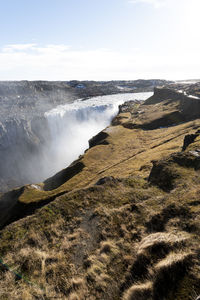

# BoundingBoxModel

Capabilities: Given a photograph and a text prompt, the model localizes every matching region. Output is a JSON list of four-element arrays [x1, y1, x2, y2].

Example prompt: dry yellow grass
[[0, 89, 200, 299], [123, 282, 153, 300]]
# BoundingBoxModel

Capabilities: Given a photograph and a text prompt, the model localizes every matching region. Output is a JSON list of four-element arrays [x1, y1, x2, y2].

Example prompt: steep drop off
[[0, 84, 200, 300], [0, 80, 168, 192]]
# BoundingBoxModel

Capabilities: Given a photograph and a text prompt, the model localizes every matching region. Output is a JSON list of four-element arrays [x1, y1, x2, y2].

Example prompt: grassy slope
[[0, 89, 200, 299]]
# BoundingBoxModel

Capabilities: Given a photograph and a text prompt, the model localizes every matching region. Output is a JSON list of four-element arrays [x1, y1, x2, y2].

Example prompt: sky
[[0, 0, 199, 81]]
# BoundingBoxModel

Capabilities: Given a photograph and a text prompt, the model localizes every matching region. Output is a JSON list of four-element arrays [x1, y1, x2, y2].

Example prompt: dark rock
[[182, 134, 199, 151], [43, 159, 85, 191], [0, 186, 67, 229], [144, 87, 184, 105], [118, 100, 140, 113], [89, 131, 109, 148], [148, 159, 180, 191], [145, 86, 200, 121], [95, 176, 116, 185], [172, 152, 200, 169], [149, 151, 200, 191]]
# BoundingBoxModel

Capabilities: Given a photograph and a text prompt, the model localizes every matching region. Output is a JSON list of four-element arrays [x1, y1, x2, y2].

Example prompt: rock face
[[111, 85, 200, 131], [0, 82, 200, 300], [145, 87, 186, 104], [146, 86, 200, 120], [0, 81, 76, 192], [0, 80, 170, 193], [88, 131, 109, 148], [43, 159, 85, 191], [0, 80, 170, 121], [182, 132, 199, 150], [0, 116, 51, 192], [148, 151, 200, 191]]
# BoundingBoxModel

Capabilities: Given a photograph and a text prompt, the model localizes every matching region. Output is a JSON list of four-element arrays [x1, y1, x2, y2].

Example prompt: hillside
[[0, 84, 200, 300]]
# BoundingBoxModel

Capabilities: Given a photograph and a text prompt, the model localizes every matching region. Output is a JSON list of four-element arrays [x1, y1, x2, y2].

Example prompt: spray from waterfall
[[44, 92, 153, 176]]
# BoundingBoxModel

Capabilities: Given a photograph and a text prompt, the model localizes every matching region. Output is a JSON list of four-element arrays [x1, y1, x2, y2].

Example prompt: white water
[[44, 92, 153, 176]]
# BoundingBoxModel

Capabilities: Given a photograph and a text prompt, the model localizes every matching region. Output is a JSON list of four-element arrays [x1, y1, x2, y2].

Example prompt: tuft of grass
[[68, 292, 80, 300], [153, 252, 194, 299], [123, 281, 153, 300]]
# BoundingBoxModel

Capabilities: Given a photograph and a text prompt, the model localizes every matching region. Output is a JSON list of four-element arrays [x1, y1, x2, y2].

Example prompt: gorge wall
[[0, 79, 163, 192]]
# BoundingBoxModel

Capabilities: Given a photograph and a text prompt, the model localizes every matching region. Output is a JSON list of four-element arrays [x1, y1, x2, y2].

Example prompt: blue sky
[[0, 0, 199, 80]]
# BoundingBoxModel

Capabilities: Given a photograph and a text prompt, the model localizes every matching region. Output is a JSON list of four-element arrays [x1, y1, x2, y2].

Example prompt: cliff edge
[[0, 84, 200, 300]]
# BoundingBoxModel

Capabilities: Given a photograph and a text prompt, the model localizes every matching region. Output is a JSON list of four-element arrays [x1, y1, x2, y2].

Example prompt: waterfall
[[44, 92, 153, 176]]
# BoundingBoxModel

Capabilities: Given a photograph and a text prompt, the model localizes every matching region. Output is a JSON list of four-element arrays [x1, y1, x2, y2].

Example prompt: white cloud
[[128, 0, 168, 8], [0, 43, 199, 81], [2, 44, 36, 53], [129, 0, 200, 9], [0, 44, 139, 80]]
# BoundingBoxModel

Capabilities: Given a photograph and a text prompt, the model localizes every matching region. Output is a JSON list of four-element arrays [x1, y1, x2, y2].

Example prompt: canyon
[[0, 79, 167, 192], [0, 81, 200, 300]]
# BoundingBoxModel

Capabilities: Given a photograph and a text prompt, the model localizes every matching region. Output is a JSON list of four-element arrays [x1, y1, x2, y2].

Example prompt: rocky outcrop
[[145, 87, 186, 105], [113, 85, 200, 131], [149, 150, 200, 191], [89, 131, 109, 148], [0, 116, 51, 192], [145, 86, 200, 121], [148, 157, 180, 191], [182, 132, 199, 151], [43, 159, 85, 191]]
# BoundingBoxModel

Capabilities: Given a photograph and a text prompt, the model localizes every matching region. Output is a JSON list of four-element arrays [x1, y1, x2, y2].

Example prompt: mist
[[43, 92, 153, 177], [0, 92, 153, 193]]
